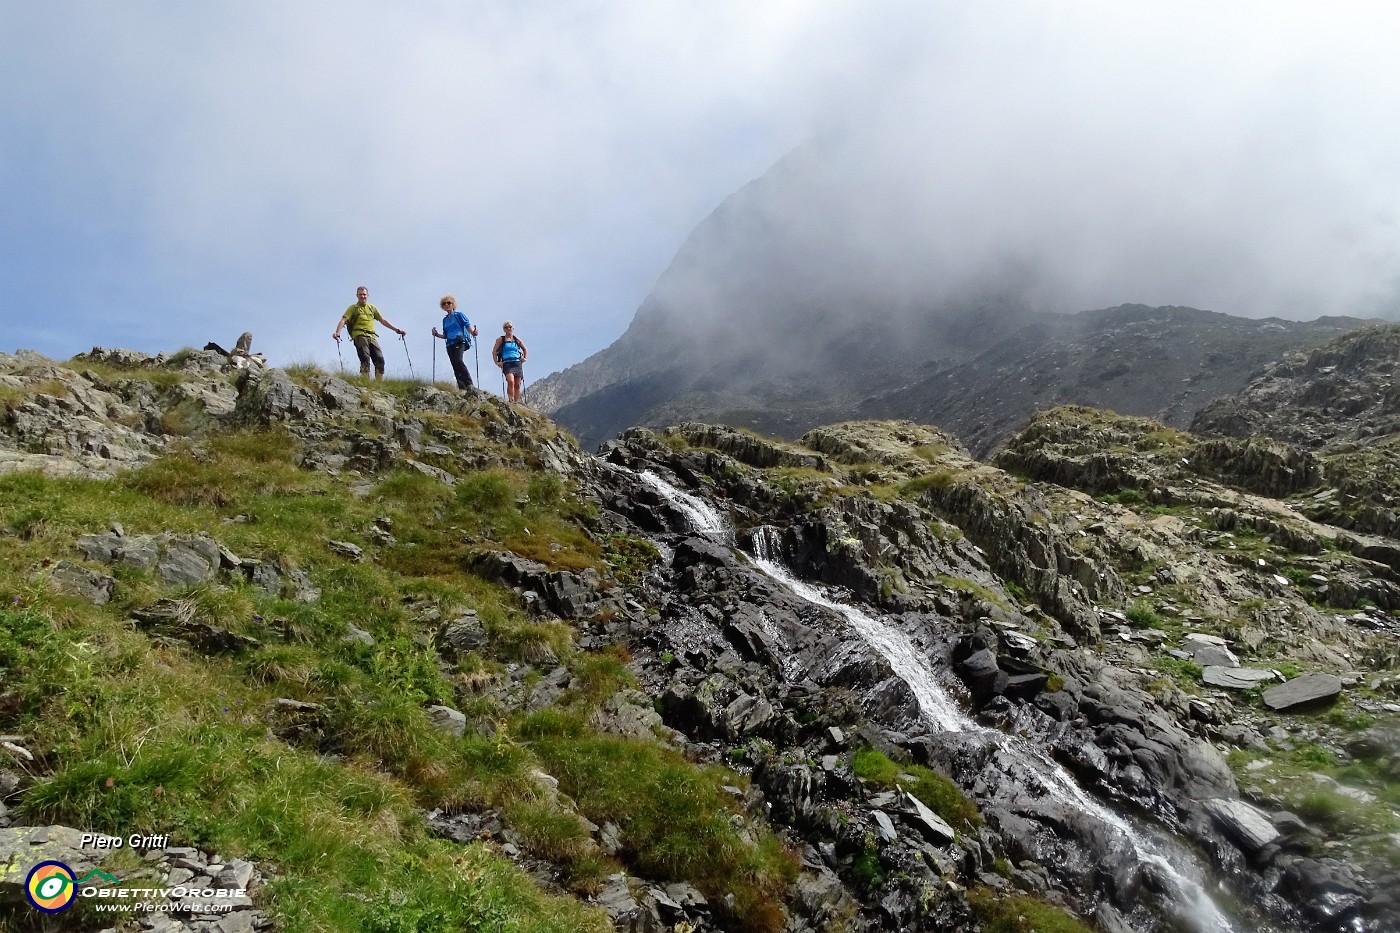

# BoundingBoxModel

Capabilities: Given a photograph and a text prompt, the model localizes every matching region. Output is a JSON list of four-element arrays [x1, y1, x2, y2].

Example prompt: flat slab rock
[[1202, 666, 1277, 689], [1205, 798, 1280, 853], [1262, 673, 1343, 712]]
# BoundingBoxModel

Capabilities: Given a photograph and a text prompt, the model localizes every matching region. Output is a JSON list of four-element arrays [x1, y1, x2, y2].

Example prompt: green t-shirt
[[342, 303, 383, 339]]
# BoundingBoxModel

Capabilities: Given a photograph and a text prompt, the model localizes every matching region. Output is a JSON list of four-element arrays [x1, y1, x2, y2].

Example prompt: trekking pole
[[334, 336, 344, 374], [474, 341, 480, 388], [399, 333, 415, 380], [432, 338, 436, 384]]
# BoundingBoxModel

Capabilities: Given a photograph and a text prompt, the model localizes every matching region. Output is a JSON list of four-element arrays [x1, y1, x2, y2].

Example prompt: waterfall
[[640, 469, 1250, 933]]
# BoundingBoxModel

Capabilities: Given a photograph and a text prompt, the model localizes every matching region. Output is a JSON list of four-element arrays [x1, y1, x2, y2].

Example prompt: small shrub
[[1325, 708, 1376, 732], [529, 735, 797, 933], [1282, 566, 1315, 586], [159, 399, 216, 437], [1125, 601, 1164, 629], [526, 472, 565, 508], [456, 470, 516, 514], [850, 848, 884, 891], [1153, 657, 1203, 683], [852, 747, 980, 829], [571, 646, 637, 708], [320, 693, 453, 779], [505, 798, 593, 861], [374, 469, 454, 510], [24, 741, 201, 830], [968, 887, 1096, 933], [1294, 786, 1372, 834], [603, 534, 661, 586], [912, 443, 953, 462], [899, 470, 955, 498]]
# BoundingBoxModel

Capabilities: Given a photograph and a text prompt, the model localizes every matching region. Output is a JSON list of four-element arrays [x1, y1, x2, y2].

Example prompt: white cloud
[[4, 1, 1400, 379]]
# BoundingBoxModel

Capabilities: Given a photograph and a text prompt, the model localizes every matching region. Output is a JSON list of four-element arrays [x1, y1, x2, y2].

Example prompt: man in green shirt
[[333, 286, 407, 379]]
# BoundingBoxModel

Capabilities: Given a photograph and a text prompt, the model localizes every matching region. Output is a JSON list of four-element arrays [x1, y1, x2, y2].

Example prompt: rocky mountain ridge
[[0, 344, 1397, 932], [535, 300, 1373, 457]]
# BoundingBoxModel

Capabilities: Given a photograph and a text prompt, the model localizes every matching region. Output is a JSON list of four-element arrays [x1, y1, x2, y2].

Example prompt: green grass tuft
[[851, 747, 981, 830]]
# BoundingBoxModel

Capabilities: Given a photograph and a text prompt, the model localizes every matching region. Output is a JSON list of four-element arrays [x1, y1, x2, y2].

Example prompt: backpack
[[442, 311, 472, 348]]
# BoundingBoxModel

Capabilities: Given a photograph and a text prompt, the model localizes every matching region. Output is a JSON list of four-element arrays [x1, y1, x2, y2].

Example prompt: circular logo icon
[[25, 860, 76, 913]]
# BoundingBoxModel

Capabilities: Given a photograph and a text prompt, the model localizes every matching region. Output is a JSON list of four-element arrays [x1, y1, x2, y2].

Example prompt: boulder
[[438, 612, 487, 657], [157, 535, 222, 585], [872, 810, 898, 842], [902, 789, 957, 844], [1262, 674, 1343, 712], [426, 705, 467, 737], [0, 826, 103, 906], [596, 874, 659, 933], [1204, 798, 1280, 853], [1191, 644, 1239, 668], [327, 540, 365, 562], [47, 560, 115, 604], [1202, 667, 1277, 690]]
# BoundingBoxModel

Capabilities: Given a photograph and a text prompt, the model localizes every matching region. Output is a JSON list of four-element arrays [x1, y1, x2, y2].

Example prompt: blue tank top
[[499, 336, 522, 362]]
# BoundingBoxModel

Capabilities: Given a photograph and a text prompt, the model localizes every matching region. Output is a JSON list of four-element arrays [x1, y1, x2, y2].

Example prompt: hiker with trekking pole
[[430, 294, 479, 393], [332, 286, 406, 380], [492, 320, 528, 403]]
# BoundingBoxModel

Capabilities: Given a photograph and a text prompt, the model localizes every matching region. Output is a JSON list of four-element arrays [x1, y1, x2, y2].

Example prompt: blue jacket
[[441, 310, 473, 346]]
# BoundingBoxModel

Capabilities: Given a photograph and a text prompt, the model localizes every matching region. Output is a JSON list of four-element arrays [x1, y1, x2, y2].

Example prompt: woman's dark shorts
[[502, 361, 524, 378]]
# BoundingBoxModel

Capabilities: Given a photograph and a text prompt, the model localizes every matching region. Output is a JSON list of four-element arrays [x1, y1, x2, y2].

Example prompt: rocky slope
[[0, 347, 1397, 933], [1193, 323, 1400, 542]]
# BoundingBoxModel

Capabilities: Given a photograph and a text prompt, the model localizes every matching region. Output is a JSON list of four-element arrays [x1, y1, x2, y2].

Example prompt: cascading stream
[[638, 470, 1249, 933]]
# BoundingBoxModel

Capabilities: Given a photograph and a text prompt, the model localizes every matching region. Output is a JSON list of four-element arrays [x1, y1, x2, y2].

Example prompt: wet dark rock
[[469, 550, 599, 619], [673, 535, 735, 569]]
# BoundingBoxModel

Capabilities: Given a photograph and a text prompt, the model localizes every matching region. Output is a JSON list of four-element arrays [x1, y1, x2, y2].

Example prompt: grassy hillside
[[0, 363, 793, 932]]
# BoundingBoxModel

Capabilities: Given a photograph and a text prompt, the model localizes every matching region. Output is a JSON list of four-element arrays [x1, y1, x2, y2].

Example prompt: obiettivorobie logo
[[22, 857, 248, 916], [24, 861, 118, 913]]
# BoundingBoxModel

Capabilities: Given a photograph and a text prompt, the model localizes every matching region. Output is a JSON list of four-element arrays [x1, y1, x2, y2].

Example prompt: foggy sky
[[3, 2, 1398, 385]]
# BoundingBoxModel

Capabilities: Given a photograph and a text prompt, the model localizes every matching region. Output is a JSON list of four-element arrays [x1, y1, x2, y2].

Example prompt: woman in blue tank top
[[492, 320, 528, 403]]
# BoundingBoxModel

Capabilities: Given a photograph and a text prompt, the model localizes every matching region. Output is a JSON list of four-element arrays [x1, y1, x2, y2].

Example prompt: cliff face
[[1, 347, 1398, 933]]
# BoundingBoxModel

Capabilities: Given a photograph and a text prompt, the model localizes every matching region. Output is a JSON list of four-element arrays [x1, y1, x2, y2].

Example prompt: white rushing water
[[640, 469, 1243, 933]]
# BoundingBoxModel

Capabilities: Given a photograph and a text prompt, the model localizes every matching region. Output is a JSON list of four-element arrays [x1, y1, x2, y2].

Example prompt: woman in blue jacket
[[431, 295, 479, 391]]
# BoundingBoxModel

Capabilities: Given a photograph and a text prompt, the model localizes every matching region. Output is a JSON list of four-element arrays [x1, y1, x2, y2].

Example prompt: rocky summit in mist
[[1, 324, 1399, 933], [531, 141, 1378, 455]]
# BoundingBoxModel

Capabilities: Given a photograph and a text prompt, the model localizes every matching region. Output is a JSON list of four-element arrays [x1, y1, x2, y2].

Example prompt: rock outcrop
[[2, 346, 1398, 933]]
